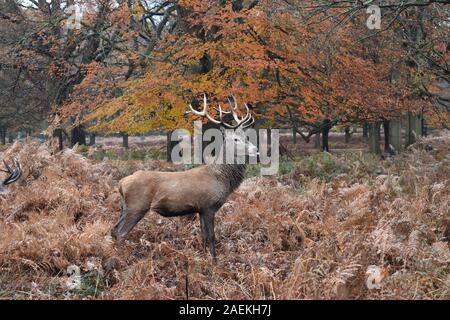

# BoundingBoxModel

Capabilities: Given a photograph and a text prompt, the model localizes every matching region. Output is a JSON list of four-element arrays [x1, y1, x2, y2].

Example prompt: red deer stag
[[111, 95, 257, 259]]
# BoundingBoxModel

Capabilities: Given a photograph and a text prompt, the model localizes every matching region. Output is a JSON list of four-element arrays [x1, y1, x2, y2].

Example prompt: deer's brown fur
[[111, 164, 246, 258]]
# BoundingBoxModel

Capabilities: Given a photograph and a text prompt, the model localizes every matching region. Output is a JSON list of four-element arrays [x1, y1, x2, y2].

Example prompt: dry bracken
[[0, 132, 449, 299]]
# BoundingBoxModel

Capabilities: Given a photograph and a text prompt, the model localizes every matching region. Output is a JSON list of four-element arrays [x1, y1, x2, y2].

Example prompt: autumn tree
[[0, 0, 50, 143], [2, 0, 146, 149], [88, 1, 325, 136]]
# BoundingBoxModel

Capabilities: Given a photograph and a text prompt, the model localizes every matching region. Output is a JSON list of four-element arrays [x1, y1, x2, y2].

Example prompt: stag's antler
[[187, 94, 222, 125], [1, 158, 22, 185], [187, 94, 254, 129], [224, 96, 255, 129]]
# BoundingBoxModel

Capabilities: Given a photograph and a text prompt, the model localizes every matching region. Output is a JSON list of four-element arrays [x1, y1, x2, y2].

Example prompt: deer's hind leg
[[199, 213, 207, 251]]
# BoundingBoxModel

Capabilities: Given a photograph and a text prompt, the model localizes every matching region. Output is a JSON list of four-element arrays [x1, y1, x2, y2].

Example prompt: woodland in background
[[0, 0, 449, 153]]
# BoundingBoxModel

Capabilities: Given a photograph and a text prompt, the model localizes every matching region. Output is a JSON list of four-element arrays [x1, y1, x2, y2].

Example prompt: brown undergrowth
[[0, 132, 448, 299]]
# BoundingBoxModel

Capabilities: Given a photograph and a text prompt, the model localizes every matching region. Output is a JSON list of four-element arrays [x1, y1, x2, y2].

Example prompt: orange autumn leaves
[[87, 0, 316, 133], [69, 0, 440, 133]]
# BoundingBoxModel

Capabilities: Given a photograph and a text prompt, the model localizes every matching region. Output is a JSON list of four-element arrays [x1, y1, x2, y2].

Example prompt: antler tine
[[214, 105, 231, 122], [242, 103, 251, 121], [214, 105, 231, 115], [3, 159, 12, 173], [1, 159, 12, 173], [14, 158, 22, 172], [2, 158, 22, 185], [239, 103, 252, 127], [227, 97, 240, 124], [242, 114, 255, 129], [187, 93, 207, 116], [227, 96, 252, 126], [230, 96, 238, 110], [187, 94, 221, 124]]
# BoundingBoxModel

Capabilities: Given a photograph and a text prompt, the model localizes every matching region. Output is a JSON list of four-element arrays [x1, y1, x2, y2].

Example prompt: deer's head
[[188, 94, 258, 158]]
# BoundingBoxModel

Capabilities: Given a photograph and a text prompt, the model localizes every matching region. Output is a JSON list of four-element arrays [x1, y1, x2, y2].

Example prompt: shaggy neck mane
[[208, 164, 246, 192]]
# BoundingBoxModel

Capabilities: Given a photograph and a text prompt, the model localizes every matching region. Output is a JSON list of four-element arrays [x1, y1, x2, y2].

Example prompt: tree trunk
[[71, 126, 86, 147], [344, 126, 351, 143], [383, 120, 390, 152], [415, 113, 422, 137], [0, 128, 6, 145], [405, 113, 412, 147], [389, 119, 402, 153], [292, 127, 297, 144], [122, 133, 129, 149], [53, 129, 64, 151], [405, 112, 421, 147], [362, 122, 368, 138], [89, 133, 96, 146], [314, 133, 321, 148], [421, 115, 427, 137], [368, 122, 381, 155], [8, 133, 13, 144], [322, 119, 332, 152]]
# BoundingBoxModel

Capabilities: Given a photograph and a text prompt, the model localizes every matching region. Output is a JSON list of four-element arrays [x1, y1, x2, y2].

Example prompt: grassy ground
[[0, 131, 448, 299]]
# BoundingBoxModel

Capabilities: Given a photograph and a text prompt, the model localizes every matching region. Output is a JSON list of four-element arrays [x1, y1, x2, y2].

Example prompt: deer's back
[[119, 166, 229, 216]]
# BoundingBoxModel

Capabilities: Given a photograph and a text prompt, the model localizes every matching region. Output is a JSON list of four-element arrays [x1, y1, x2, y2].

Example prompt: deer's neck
[[208, 164, 247, 193]]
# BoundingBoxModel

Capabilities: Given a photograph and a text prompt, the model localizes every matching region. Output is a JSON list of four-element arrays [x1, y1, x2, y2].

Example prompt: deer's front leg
[[112, 202, 148, 242], [200, 209, 216, 260]]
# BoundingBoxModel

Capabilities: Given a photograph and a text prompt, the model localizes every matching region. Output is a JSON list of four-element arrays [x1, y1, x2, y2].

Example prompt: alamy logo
[[66, 265, 81, 290], [170, 121, 280, 176], [366, 5, 381, 30], [64, 2, 96, 31], [64, 5, 82, 30]]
